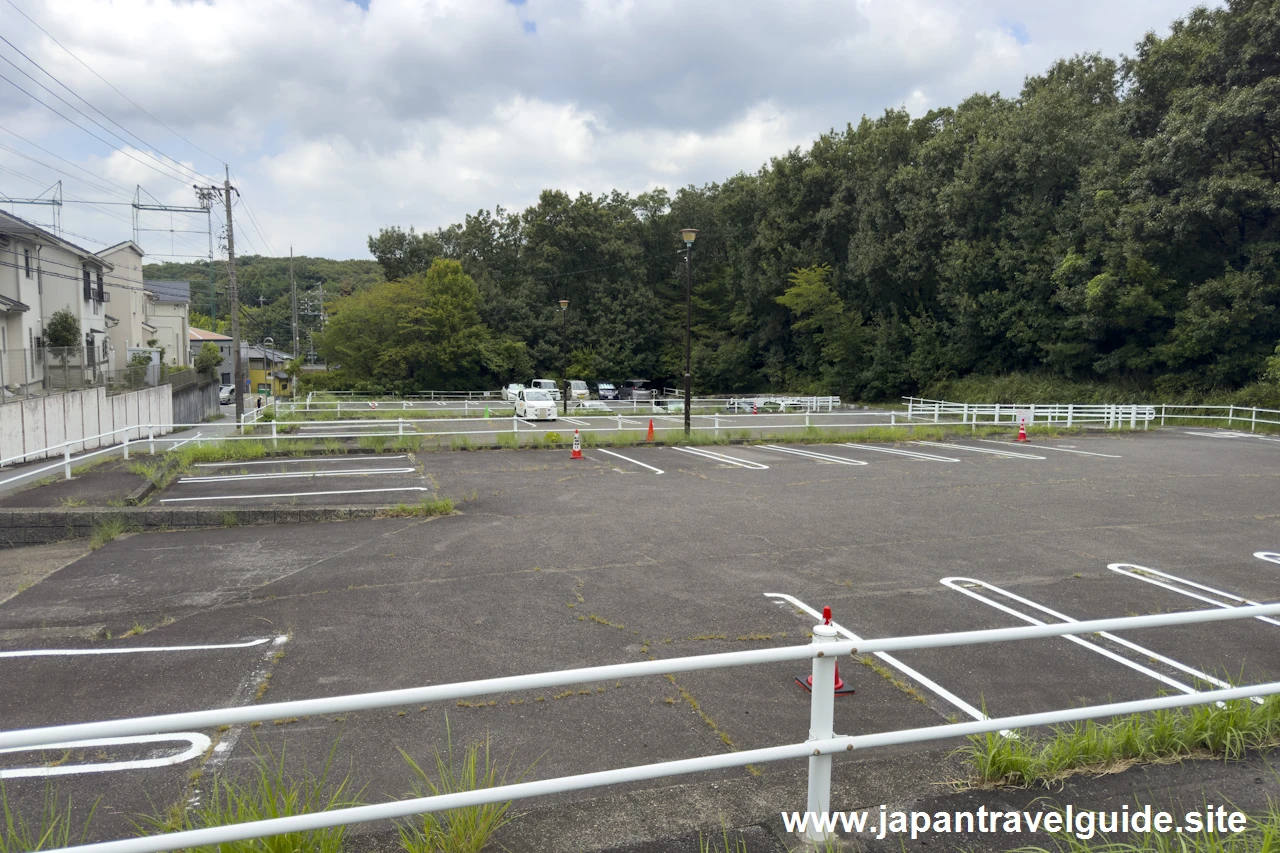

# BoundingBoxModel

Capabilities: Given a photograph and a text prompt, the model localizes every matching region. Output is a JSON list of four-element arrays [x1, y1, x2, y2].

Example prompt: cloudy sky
[[0, 0, 1211, 262]]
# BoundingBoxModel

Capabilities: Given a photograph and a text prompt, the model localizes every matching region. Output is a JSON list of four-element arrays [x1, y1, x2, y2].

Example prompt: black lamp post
[[559, 298, 569, 414], [679, 228, 699, 435]]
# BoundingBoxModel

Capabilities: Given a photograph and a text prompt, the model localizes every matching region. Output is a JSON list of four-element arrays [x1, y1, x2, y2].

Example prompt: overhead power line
[[4, 0, 224, 166]]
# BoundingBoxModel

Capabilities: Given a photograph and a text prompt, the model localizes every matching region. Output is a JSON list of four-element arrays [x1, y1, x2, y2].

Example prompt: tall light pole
[[558, 298, 569, 414], [680, 228, 699, 435], [264, 336, 274, 400]]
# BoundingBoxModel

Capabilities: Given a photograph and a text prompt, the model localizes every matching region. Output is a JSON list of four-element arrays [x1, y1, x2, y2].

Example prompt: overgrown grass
[[0, 781, 97, 852], [89, 516, 134, 550], [357, 434, 391, 452], [699, 827, 751, 853], [396, 718, 533, 853], [378, 498, 454, 519], [140, 739, 360, 853], [1013, 801, 1280, 853], [960, 694, 1280, 789]]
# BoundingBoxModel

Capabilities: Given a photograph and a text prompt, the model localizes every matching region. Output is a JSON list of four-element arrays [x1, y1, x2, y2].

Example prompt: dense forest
[[168, 1, 1280, 401]]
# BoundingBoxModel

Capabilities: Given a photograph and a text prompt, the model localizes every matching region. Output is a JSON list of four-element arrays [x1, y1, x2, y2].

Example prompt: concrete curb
[[0, 505, 385, 547]]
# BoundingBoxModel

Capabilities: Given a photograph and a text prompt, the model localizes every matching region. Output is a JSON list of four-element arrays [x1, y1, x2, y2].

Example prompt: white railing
[[7, 602, 1280, 852], [281, 396, 841, 414], [903, 397, 1280, 432]]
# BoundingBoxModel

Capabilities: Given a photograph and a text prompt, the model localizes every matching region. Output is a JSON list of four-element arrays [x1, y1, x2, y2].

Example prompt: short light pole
[[559, 298, 569, 415], [680, 228, 699, 435]]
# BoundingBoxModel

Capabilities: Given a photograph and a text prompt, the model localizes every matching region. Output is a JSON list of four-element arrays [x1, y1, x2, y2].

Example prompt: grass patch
[[1011, 802, 1279, 853], [393, 434, 423, 452], [357, 434, 391, 453], [396, 717, 534, 853], [140, 739, 359, 852], [494, 432, 519, 449], [699, 827, 751, 853], [69, 455, 111, 477], [221, 511, 238, 528], [0, 780, 98, 852], [89, 516, 134, 550], [56, 496, 88, 508], [377, 498, 455, 519], [960, 694, 1280, 789], [449, 434, 473, 451]]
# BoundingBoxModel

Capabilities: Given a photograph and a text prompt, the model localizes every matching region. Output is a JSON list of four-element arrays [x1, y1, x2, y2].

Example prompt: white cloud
[[0, 0, 1215, 259]]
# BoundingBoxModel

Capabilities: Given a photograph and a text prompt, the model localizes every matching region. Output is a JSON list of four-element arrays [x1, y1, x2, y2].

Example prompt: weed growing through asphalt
[[56, 496, 87, 508], [378, 498, 455, 519], [358, 434, 390, 453], [0, 780, 98, 852], [699, 826, 751, 853], [88, 516, 134, 550], [960, 694, 1280, 788], [221, 512, 238, 528], [396, 717, 535, 853], [140, 738, 360, 853]]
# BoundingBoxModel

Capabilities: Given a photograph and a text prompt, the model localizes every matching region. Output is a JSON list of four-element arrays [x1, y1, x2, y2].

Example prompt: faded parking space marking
[[0, 637, 278, 659], [1109, 563, 1280, 628], [0, 733, 211, 779], [596, 449, 664, 474], [839, 443, 958, 462], [976, 440, 1121, 458], [670, 446, 769, 469], [194, 455, 407, 468], [914, 441, 1045, 460], [758, 445, 867, 466], [177, 467, 417, 484], [160, 486, 431, 503]]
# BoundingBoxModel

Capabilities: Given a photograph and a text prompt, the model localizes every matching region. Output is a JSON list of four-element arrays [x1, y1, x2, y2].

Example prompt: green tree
[[44, 308, 81, 352], [194, 342, 223, 377]]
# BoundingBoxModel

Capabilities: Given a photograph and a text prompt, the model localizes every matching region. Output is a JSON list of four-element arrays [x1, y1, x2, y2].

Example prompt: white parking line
[[759, 445, 867, 466], [161, 486, 432, 503], [596, 448, 664, 474], [1109, 563, 1280, 627], [670, 446, 769, 469], [765, 593, 993, 724], [169, 431, 203, 450], [1256, 552, 1280, 566], [653, 416, 684, 423], [179, 467, 416, 484], [914, 441, 1045, 460], [976, 440, 1121, 458], [839, 443, 959, 462], [0, 637, 278, 659], [518, 419, 540, 427], [941, 577, 1247, 701], [560, 417, 590, 426], [0, 734, 212, 779], [195, 455, 407, 468]]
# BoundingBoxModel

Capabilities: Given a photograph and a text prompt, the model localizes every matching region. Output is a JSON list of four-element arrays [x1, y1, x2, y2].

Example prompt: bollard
[[804, 619, 839, 842], [63, 444, 72, 481], [148, 424, 155, 455], [123, 435, 130, 461]]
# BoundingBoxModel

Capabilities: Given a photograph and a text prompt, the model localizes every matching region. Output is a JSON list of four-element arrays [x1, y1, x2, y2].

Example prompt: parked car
[[595, 381, 618, 400], [529, 378, 562, 401], [576, 400, 610, 412], [617, 379, 652, 400], [218, 385, 234, 405], [501, 383, 525, 401], [567, 380, 590, 401], [515, 388, 559, 421]]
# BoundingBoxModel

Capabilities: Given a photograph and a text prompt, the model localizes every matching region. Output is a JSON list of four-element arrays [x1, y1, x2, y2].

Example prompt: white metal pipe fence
[[904, 397, 1280, 432], [7, 602, 1280, 852]]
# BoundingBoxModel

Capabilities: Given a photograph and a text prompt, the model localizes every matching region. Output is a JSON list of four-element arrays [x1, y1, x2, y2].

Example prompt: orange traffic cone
[[647, 419, 655, 442], [802, 660, 852, 693], [1016, 418, 1029, 442], [570, 429, 583, 459]]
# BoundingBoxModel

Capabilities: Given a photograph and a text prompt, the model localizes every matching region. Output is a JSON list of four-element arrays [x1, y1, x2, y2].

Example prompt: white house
[[0, 210, 112, 393], [96, 240, 149, 373], [142, 279, 191, 368], [190, 327, 233, 385]]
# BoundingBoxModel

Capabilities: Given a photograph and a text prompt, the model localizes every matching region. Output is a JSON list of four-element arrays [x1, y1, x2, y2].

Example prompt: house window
[[23, 248, 31, 278], [96, 271, 104, 303], [102, 339, 109, 360], [82, 267, 92, 301]]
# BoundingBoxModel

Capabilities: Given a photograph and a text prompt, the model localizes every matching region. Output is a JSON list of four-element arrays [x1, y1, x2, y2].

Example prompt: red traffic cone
[[804, 660, 850, 692], [795, 605, 856, 695], [752, 403, 758, 415], [1016, 418, 1029, 442], [369, 401, 378, 410], [570, 429, 583, 460], [647, 419, 655, 442]]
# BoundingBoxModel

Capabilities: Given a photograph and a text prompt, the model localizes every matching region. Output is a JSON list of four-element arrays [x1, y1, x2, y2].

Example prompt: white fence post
[[1161, 404, 1166, 426], [805, 411, 811, 429], [933, 402, 939, 424], [1066, 405, 1073, 428], [63, 444, 71, 481], [512, 415, 518, 437], [272, 421, 278, 450], [123, 434, 130, 461], [907, 398, 913, 419], [148, 425, 155, 455], [714, 413, 720, 437], [398, 418, 404, 437], [1130, 405, 1136, 429], [805, 619, 838, 842], [962, 403, 968, 425], [1252, 407, 1257, 433]]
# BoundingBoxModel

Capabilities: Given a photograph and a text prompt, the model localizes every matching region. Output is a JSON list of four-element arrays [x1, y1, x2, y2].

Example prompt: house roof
[[241, 343, 295, 361], [96, 240, 145, 258], [0, 210, 114, 270], [190, 327, 231, 342], [0, 294, 30, 313], [144, 279, 190, 303]]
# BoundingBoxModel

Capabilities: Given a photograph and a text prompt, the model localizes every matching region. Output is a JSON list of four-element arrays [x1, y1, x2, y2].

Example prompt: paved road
[[0, 429, 1277, 846]]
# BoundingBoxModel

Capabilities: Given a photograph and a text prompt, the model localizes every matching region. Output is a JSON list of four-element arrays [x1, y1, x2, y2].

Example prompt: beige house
[[96, 240, 149, 372], [142, 279, 190, 368], [190, 327, 233, 385]]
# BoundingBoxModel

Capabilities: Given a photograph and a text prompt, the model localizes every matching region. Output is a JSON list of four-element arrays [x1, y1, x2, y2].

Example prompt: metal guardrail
[[903, 397, 1280, 431], [6, 602, 1280, 851]]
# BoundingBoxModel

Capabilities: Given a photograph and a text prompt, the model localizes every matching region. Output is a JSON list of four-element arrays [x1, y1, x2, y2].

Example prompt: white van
[[529, 379, 562, 401]]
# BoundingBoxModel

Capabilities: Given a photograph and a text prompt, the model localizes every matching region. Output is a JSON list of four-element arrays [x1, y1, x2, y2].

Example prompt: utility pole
[[290, 247, 299, 360], [222, 166, 243, 422]]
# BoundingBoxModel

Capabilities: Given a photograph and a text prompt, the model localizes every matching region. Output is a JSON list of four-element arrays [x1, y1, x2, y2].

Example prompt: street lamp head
[[558, 298, 569, 311], [680, 228, 700, 246]]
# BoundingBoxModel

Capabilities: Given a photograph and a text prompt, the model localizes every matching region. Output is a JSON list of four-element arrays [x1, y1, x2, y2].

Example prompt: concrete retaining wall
[[0, 506, 382, 546], [172, 380, 219, 426], [0, 386, 173, 464]]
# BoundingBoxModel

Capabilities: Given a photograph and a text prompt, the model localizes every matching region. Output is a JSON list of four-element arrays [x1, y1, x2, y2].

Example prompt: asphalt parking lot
[[157, 453, 434, 506], [1, 428, 1277, 847]]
